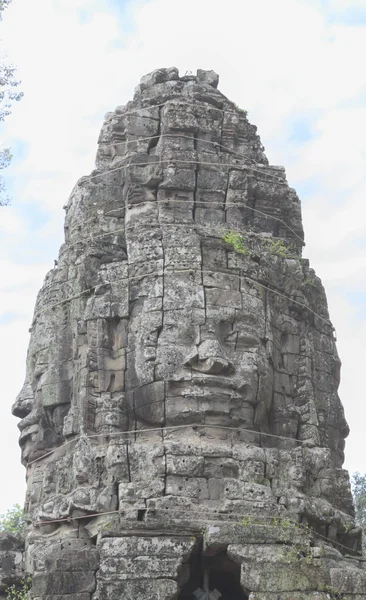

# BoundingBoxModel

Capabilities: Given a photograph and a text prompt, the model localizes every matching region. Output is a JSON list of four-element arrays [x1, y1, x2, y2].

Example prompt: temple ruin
[[1, 67, 366, 599]]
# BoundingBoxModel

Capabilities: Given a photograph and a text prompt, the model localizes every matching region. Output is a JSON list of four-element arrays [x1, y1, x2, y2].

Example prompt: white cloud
[[0, 208, 25, 236], [324, 0, 366, 10], [0, 0, 365, 511], [0, 319, 29, 513]]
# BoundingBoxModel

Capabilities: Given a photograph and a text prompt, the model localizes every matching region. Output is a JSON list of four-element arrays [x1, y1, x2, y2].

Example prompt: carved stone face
[[13, 306, 73, 464], [125, 254, 272, 434]]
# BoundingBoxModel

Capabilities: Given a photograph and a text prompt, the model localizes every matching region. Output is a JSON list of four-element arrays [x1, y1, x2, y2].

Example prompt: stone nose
[[184, 339, 235, 375], [12, 380, 34, 419]]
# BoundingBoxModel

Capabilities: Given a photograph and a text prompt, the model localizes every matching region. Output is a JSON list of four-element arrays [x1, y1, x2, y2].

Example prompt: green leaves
[[0, 503, 29, 599], [222, 229, 297, 261], [352, 472, 366, 549], [263, 237, 296, 259], [0, 504, 25, 534], [222, 231, 251, 256], [0, 64, 23, 123], [6, 576, 32, 600], [0, 0, 23, 205]]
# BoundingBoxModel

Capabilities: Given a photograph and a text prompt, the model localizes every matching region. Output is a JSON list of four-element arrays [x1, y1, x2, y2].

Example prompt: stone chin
[[17, 419, 60, 466]]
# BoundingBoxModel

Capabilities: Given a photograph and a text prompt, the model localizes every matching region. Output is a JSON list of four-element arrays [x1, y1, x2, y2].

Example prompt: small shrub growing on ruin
[[280, 518, 292, 528], [304, 277, 316, 288], [263, 238, 297, 259], [222, 229, 299, 262], [320, 583, 344, 599], [222, 231, 251, 256], [231, 102, 248, 116], [6, 576, 32, 600], [284, 543, 314, 565]]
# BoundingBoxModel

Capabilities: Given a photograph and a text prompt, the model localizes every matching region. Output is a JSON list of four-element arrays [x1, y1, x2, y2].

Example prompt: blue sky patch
[[329, 7, 366, 26], [344, 291, 366, 318], [10, 140, 29, 163], [20, 203, 49, 232], [289, 117, 316, 143], [78, 8, 92, 25], [106, 0, 141, 31], [295, 178, 321, 201], [308, 0, 366, 26], [0, 312, 19, 325]]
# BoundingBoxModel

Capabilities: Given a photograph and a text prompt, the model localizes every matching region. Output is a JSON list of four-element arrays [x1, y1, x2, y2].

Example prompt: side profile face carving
[[13, 68, 351, 534], [13, 306, 73, 463]]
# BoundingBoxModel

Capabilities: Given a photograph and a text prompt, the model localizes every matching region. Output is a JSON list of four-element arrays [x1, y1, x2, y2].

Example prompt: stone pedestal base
[[27, 521, 366, 600]]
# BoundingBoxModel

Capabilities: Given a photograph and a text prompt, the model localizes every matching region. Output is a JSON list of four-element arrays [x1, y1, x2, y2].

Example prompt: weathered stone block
[[196, 69, 219, 88], [44, 548, 99, 572], [240, 561, 321, 592], [330, 568, 366, 594], [249, 594, 329, 600], [42, 595, 90, 600], [129, 443, 166, 480], [166, 476, 209, 499], [94, 578, 177, 600], [166, 454, 204, 477], [204, 522, 308, 548], [0, 548, 23, 592], [32, 571, 96, 596], [119, 478, 165, 501]]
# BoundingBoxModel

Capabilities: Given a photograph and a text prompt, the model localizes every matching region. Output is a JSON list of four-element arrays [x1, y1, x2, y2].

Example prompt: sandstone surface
[[5, 67, 366, 599]]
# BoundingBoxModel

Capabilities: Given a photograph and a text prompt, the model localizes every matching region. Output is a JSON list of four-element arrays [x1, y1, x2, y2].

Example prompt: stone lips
[[4, 67, 365, 599]]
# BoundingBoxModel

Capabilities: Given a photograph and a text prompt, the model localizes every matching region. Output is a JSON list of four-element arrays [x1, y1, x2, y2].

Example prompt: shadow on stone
[[178, 549, 248, 600]]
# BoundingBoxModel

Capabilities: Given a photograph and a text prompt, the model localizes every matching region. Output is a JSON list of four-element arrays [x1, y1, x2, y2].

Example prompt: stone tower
[[4, 68, 366, 599]]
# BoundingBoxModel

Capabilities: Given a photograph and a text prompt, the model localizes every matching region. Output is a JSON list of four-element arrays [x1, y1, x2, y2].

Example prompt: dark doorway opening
[[178, 549, 248, 600]]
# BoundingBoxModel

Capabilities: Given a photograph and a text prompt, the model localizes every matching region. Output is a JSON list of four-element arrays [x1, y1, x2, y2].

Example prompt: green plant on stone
[[269, 517, 295, 528], [6, 576, 32, 600], [284, 543, 314, 566], [284, 544, 306, 563], [222, 230, 251, 257], [304, 277, 316, 288], [352, 472, 366, 550], [232, 102, 248, 116], [281, 518, 292, 528], [264, 238, 296, 259], [241, 516, 253, 527], [319, 583, 343, 599]]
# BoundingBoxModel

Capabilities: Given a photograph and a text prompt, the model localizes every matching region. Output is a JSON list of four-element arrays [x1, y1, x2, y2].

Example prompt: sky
[[0, 0, 365, 514]]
